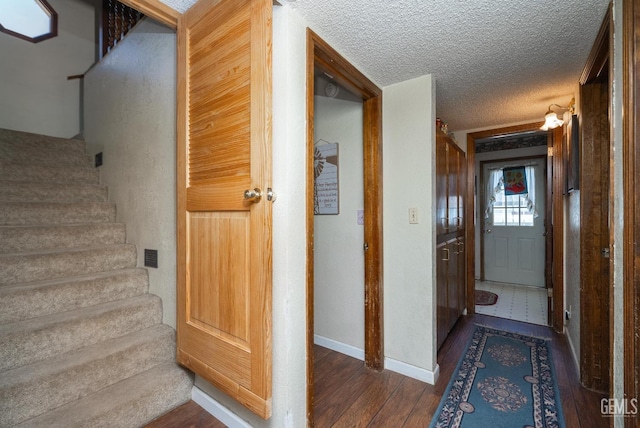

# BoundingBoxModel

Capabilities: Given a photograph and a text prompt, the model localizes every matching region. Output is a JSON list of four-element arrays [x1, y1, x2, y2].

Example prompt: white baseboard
[[314, 335, 439, 385], [564, 328, 580, 376], [192, 387, 252, 428], [314, 334, 364, 361], [384, 357, 440, 385]]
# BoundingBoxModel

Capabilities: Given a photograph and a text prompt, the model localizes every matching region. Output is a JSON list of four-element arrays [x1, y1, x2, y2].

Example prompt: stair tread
[[0, 222, 125, 252], [0, 268, 149, 324], [0, 181, 108, 203], [0, 294, 162, 372], [0, 243, 135, 258], [0, 267, 145, 292], [0, 293, 160, 336], [1, 324, 175, 387], [15, 363, 192, 428]]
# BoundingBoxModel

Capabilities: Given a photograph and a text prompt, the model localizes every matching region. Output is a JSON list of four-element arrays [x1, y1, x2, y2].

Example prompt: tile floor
[[474, 280, 548, 326]]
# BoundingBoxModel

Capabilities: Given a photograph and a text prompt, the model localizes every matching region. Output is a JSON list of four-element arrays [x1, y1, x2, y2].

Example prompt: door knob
[[485, 229, 491, 234], [244, 188, 262, 202], [266, 187, 277, 202]]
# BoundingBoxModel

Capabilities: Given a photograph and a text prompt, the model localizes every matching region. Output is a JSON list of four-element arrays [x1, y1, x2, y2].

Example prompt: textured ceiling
[[162, 0, 610, 131]]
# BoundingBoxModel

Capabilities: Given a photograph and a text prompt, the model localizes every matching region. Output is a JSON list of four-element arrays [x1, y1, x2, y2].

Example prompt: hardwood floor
[[146, 314, 608, 427], [144, 400, 226, 428]]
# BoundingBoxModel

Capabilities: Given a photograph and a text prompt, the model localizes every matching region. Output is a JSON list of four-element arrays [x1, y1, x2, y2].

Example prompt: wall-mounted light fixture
[[540, 97, 576, 131]]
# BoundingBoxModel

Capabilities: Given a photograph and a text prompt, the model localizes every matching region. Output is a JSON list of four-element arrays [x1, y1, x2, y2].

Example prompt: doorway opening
[[306, 30, 383, 426], [476, 149, 548, 326], [466, 123, 564, 332]]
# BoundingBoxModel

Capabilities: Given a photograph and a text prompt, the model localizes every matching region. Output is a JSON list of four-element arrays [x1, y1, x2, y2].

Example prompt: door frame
[[478, 154, 547, 286], [623, 0, 639, 424], [466, 122, 564, 332], [306, 29, 383, 425]]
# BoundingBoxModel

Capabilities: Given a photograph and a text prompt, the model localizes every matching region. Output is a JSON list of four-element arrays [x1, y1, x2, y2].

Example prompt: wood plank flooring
[[146, 314, 608, 427]]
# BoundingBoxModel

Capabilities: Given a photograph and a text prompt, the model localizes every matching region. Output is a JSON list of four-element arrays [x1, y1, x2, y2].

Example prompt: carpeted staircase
[[0, 128, 193, 427]]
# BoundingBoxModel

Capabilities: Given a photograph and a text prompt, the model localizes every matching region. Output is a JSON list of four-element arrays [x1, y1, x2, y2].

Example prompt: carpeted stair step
[[0, 202, 116, 225], [0, 268, 149, 324], [0, 244, 137, 285], [0, 223, 126, 254], [0, 181, 108, 203], [0, 129, 91, 168], [0, 324, 177, 426], [0, 161, 99, 184], [0, 294, 163, 372], [15, 362, 193, 428]]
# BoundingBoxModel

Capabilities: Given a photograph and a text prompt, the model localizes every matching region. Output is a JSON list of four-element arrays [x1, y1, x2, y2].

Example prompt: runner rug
[[430, 325, 565, 428]]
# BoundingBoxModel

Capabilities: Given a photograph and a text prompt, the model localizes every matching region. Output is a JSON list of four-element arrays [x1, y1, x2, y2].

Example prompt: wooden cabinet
[[436, 131, 466, 350]]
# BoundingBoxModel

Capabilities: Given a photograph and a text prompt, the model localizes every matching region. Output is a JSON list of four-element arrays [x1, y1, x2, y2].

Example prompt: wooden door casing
[[580, 81, 610, 393], [176, 0, 273, 418]]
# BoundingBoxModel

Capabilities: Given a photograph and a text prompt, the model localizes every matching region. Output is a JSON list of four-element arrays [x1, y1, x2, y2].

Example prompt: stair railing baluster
[[100, 0, 144, 57]]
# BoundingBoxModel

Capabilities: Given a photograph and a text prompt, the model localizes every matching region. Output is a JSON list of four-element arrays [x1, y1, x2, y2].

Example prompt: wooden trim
[[580, 5, 612, 85], [466, 122, 558, 325], [305, 30, 315, 427], [545, 134, 553, 326], [306, 29, 383, 427], [119, 0, 179, 29], [465, 134, 476, 314], [551, 126, 564, 333], [363, 93, 384, 370], [623, 0, 639, 425]]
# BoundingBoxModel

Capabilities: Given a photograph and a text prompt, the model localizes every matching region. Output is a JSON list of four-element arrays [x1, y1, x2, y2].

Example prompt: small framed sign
[[314, 140, 339, 214]]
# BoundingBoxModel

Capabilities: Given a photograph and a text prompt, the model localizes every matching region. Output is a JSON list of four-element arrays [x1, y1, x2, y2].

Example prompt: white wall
[[0, 0, 96, 138], [83, 19, 178, 327], [314, 96, 365, 352], [383, 75, 439, 383]]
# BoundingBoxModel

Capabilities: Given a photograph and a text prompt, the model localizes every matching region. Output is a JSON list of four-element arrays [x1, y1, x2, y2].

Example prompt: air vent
[[95, 152, 103, 167], [144, 249, 158, 268]]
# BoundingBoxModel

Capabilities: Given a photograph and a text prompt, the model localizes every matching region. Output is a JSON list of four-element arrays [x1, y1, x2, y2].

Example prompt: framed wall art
[[314, 140, 339, 214]]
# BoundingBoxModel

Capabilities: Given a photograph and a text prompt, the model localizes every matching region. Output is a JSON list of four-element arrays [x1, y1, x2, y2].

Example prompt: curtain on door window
[[484, 165, 538, 225]]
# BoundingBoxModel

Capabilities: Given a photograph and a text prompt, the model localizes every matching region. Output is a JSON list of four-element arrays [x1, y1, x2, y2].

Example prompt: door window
[[485, 165, 538, 227]]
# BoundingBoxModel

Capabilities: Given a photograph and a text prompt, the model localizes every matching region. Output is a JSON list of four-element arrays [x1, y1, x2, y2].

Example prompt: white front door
[[482, 158, 545, 287]]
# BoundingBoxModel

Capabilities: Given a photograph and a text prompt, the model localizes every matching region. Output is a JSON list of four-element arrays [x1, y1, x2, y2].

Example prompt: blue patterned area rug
[[430, 325, 565, 428]]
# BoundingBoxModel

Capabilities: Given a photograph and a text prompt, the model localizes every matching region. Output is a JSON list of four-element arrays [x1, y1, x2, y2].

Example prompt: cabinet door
[[447, 144, 459, 232], [446, 237, 459, 333], [456, 237, 466, 315], [436, 241, 449, 349], [436, 135, 448, 234]]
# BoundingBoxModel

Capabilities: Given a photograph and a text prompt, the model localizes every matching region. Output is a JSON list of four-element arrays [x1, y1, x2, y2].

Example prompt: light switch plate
[[409, 208, 418, 224]]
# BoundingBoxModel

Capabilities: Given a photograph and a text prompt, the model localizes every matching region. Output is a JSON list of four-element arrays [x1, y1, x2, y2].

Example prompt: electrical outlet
[[565, 309, 571, 321], [95, 152, 103, 167], [409, 208, 418, 224]]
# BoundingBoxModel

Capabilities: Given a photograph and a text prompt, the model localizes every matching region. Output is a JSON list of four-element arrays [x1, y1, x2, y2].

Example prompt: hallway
[[147, 314, 607, 427]]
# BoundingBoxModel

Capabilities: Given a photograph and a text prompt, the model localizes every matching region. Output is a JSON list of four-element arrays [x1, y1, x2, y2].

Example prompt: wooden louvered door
[[176, 0, 273, 419]]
